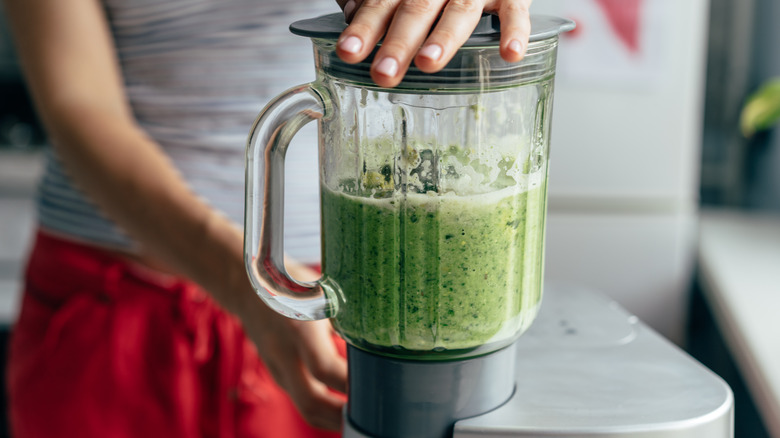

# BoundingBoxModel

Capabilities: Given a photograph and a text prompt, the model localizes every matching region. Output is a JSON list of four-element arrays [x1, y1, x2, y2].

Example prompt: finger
[[336, 0, 402, 65], [261, 340, 345, 431], [370, 0, 450, 87], [298, 320, 348, 393], [283, 360, 346, 431], [414, 0, 484, 73], [342, 0, 365, 22], [490, 0, 532, 62], [335, 0, 366, 22]]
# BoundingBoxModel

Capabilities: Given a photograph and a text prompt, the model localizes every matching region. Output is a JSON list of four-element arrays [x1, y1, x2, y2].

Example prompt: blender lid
[[291, 12, 574, 90], [290, 13, 575, 46]]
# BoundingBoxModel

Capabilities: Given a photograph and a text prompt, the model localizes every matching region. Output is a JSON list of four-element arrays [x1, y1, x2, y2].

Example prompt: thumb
[[297, 320, 348, 394]]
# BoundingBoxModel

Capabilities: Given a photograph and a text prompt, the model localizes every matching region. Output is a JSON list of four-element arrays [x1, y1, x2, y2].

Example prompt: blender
[[244, 12, 734, 438]]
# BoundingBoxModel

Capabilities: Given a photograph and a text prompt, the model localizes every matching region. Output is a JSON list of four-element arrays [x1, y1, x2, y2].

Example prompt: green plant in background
[[740, 77, 780, 138]]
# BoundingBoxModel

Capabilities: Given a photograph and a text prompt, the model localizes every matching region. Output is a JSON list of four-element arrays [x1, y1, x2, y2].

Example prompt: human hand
[[242, 302, 347, 431], [238, 260, 347, 431], [334, 0, 533, 87]]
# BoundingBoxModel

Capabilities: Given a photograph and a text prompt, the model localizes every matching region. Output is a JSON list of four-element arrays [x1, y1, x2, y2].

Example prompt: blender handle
[[244, 83, 340, 321]]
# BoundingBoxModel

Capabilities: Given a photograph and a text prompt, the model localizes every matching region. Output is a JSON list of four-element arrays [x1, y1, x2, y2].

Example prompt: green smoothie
[[321, 179, 547, 357]]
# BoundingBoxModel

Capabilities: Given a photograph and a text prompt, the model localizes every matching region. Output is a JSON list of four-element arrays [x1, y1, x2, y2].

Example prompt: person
[[2, 0, 532, 436]]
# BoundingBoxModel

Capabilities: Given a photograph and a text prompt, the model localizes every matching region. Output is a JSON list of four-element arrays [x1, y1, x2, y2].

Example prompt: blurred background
[[1, 0, 779, 436]]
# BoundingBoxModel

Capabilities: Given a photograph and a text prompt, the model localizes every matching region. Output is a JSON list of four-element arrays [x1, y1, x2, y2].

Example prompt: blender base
[[346, 342, 516, 438]]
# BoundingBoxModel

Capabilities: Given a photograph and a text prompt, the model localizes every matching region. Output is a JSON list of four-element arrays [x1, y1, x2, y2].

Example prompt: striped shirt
[[38, 0, 335, 263]]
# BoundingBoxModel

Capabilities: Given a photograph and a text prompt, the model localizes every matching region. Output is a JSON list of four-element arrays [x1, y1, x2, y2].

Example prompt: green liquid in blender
[[321, 179, 546, 358]]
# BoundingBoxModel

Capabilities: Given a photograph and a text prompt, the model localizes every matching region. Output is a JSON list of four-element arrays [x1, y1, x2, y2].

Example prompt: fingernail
[[418, 44, 443, 62], [338, 35, 363, 55], [375, 57, 399, 77], [343, 0, 356, 20], [508, 39, 523, 56]]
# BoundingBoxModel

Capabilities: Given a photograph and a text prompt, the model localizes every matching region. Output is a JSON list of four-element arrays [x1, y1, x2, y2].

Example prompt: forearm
[[2, 0, 258, 318], [44, 103, 257, 316]]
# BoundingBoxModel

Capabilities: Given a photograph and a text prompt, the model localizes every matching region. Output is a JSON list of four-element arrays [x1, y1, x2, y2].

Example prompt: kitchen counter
[[698, 208, 780, 437]]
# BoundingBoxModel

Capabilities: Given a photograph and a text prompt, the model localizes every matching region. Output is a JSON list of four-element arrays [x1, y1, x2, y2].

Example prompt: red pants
[[7, 230, 342, 438]]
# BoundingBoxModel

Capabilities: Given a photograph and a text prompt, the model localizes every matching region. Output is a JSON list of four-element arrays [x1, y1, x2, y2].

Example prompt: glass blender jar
[[245, 12, 573, 438]]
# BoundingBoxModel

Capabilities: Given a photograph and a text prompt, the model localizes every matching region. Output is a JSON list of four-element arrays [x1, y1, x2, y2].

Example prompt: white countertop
[[698, 208, 780, 437]]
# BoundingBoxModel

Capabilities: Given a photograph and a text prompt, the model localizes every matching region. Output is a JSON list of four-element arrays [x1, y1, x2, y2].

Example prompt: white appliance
[[343, 286, 733, 437]]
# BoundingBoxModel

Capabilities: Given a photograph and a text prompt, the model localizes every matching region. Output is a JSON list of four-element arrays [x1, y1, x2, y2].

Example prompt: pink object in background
[[594, 0, 644, 53]]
